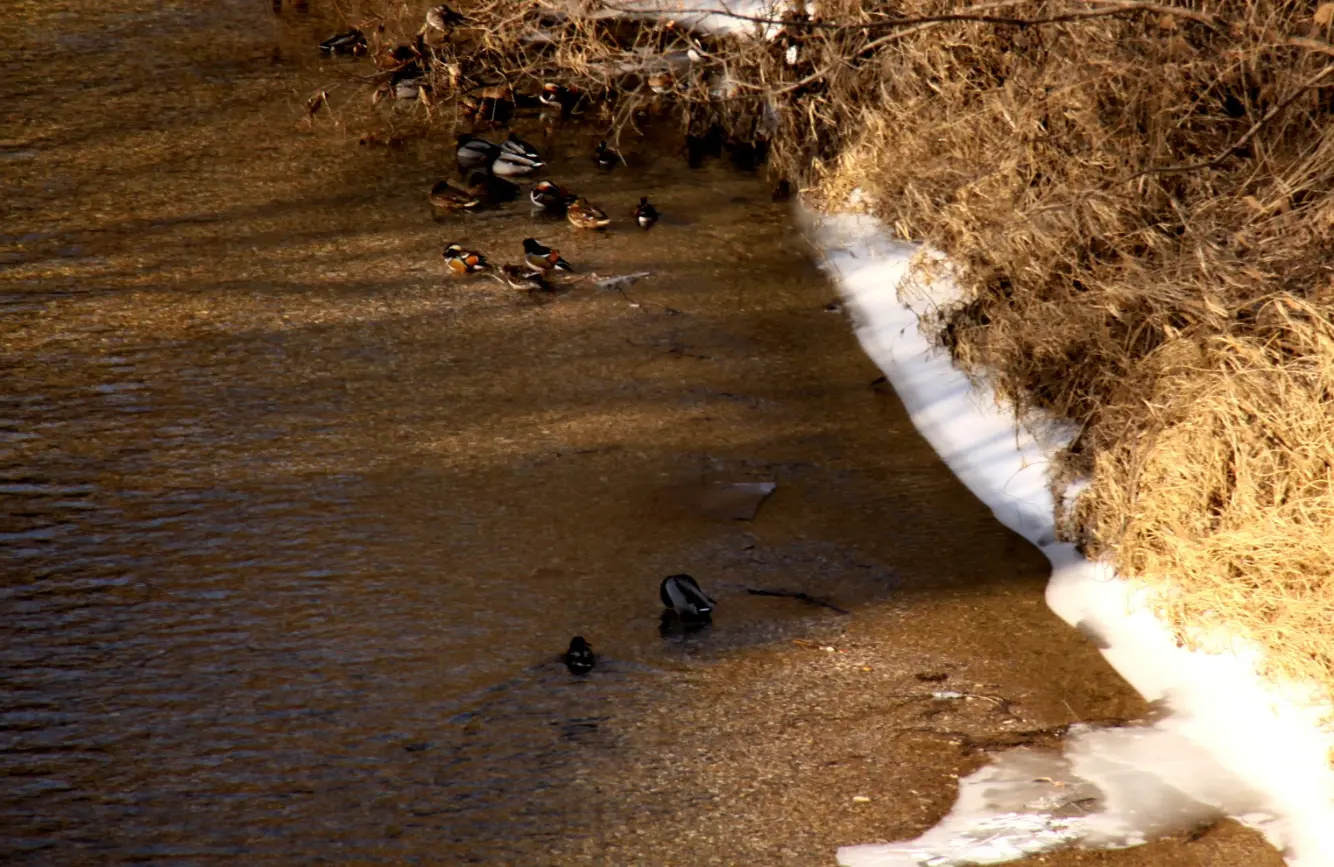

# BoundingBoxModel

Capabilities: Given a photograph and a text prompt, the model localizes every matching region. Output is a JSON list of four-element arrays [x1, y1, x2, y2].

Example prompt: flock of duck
[[564, 575, 718, 674], [319, 10, 729, 674], [430, 130, 661, 292]]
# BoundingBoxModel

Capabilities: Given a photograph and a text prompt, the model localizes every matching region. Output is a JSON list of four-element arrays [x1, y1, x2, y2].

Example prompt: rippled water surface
[[1, 1, 1188, 864]]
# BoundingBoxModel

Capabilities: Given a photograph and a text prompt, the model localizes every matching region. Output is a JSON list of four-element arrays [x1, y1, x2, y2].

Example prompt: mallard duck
[[424, 3, 467, 33], [593, 140, 620, 170], [490, 150, 545, 178], [529, 180, 576, 213], [391, 74, 429, 101], [522, 238, 574, 273], [442, 244, 491, 275], [501, 133, 542, 162], [562, 636, 595, 674], [319, 29, 367, 55], [566, 197, 611, 230], [428, 180, 481, 210], [456, 134, 501, 171], [634, 197, 659, 229], [660, 574, 715, 621], [463, 171, 519, 204], [500, 264, 552, 292]]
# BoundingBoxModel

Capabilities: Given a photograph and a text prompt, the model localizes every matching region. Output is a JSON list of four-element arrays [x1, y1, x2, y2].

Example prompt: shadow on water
[[1, 1, 1258, 866]]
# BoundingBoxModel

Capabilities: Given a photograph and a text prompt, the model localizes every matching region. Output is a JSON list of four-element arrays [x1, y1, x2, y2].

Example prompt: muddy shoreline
[[0, 1, 1282, 863]]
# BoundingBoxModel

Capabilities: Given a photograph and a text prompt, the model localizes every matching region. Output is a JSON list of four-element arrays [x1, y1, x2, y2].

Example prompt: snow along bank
[[801, 209, 1334, 866]]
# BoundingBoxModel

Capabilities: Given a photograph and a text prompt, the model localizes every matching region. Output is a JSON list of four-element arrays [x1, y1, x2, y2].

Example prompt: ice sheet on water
[[838, 716, 1274, 866]]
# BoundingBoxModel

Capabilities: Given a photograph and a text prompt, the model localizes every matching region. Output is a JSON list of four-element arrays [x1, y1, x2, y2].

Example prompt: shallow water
[[0, 1, 1284, 864]]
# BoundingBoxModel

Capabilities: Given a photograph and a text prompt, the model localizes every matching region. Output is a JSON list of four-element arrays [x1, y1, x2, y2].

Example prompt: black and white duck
[[319, 29, 367, 55], [522, 238, 574, 273], [593, 140, 620, 170], [456, 134, 501, 172], [490, 150, 545, 178], [501, 133, 542, 162], [562, 636, 596, 674], [634, 197, 659, 230], [660, 574, 716, 621]]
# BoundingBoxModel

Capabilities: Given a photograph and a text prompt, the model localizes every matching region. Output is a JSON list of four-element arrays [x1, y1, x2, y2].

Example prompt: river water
[[0, 1, 1284, 864]]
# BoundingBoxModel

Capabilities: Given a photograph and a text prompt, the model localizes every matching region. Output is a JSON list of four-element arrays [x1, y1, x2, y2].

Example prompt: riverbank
[[0, 0, 1302, 864]]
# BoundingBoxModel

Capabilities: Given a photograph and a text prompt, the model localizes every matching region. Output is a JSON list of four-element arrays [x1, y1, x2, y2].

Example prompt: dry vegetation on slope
[[333, 0, 1334, 700]]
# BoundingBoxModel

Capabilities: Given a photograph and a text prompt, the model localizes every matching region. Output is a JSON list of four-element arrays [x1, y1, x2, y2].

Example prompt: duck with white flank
[[660, 574, 716, 622], [490, 148, 544, 178], [562, 636, 596, 674], [593, 140, 620, 170], [522, 238, 574, 273], [442, 244, 491, 275], [501, 133, 542, 162], [634, 197, 659, 229], [319, 29, 367, 55], [456, 134, 500, 172], [530, 180, 577, 214]]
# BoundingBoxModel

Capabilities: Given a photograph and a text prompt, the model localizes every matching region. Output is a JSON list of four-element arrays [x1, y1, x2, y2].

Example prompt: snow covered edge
[[802, 209, 1334, 865]]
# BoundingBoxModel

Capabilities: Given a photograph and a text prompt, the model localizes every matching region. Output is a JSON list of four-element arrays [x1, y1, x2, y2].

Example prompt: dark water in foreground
[[2, 1, 1264, 865]]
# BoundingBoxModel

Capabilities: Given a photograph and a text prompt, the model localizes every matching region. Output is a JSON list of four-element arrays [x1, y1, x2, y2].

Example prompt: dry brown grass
[[326, 0, 1334, 700], [803, 0, 1334, 699]]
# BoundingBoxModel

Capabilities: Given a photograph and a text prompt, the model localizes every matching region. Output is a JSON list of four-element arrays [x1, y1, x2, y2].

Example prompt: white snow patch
[[588, 0, 787, 37], [801, 209, 1334, 866]]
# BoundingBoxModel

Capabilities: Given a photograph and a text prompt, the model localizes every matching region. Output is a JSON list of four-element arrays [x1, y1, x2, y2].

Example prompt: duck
[[424, 3, 467, 33], [539, 82, 587, 117], [501, 133, 542, 162], [442, 244, 491, 275], [634, 197, 659, 229], [428, 180, 481, 211], [529, 180, 577, 213], [376, 43, 419, 71], [319, 29, 367, 55], [390, 74, 429, 101], [459, 83, 515, 124], [593, 140, 620, 170], [462, 171, 519, 204], [562, 636, 596, 674], [456, 134, 501, 171], [566, 197, 611, 230], [522, 238, 574, 273], [660, 574, 716, 621], [499, 264, 552, 293], [490, 150, 545, 178]]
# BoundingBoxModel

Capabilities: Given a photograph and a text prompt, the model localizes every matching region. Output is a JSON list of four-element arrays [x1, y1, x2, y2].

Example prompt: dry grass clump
[[803, 0, 1334, 697], [1078, 299, 1334, 688], [322, 0, 1334, 698]]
